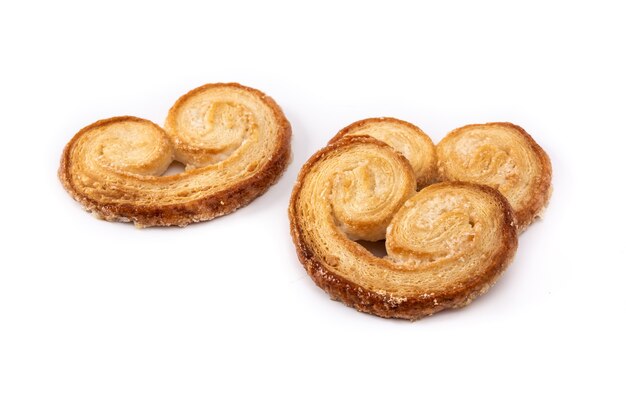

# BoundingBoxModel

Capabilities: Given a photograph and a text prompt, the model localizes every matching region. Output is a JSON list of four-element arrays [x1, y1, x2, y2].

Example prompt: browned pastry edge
[[289, 139, 518, 320], [58, 83, 292, 227], [329, 117, 438, 187], [439, 122, 552, 232]]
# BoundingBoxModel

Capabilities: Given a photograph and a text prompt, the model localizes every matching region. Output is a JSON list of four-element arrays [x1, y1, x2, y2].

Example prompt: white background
[[1, 1, 624, 415]]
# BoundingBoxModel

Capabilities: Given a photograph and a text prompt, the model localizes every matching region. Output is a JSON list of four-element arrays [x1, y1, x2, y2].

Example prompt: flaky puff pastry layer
[[59, 83, 291, 227], [330, 117, 438, 188], [289, 137, 517, 320], [437, 123, 551, 232]]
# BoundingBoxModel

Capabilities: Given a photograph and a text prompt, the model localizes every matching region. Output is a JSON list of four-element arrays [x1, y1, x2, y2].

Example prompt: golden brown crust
[[330, 117, 438, 188], [289, 137, 518, 320], [59, 83, 291, 227], [437, 122, 551, 232]]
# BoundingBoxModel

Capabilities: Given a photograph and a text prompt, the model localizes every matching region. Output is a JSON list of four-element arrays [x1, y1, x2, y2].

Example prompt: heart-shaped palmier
[[289, 136, 518, 320], [59, 83, 291, 227]]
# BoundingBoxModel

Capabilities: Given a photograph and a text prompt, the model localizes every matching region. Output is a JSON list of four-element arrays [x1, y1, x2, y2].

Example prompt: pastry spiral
[[437, 122, 551, 231], [59, 83, 291, 227], [330, 117, 437, 188], [289, 136, 518, 320]]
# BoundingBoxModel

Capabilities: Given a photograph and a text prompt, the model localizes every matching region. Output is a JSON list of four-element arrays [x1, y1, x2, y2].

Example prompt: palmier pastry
[[59, 83, 291, 227], [289, 136, 518, 320], [437, 123, 551, 231], [330, 117, 437, 188]]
